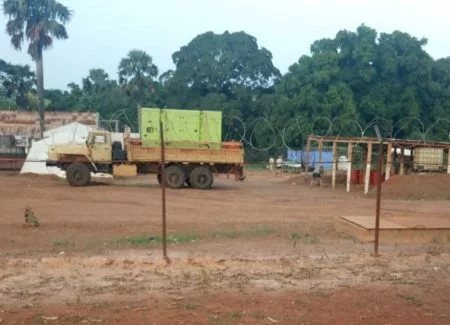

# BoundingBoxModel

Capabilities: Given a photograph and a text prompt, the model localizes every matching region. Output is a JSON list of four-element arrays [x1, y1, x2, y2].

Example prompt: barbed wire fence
[[3, 111, 450, 172], [217, 115, 450, 166], [97, 110, 450, 162]]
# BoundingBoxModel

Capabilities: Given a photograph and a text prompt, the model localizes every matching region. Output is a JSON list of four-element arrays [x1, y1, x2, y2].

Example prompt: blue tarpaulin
[[286, 149, 333, 170]]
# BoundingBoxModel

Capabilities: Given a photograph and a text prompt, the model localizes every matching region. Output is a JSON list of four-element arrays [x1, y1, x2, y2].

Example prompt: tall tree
[[0, 59, 36, 108], [168, 31, 280, 108], [118, 49, 159, 106], [79, 69, 132, 129], [2, 0, 72, 137]]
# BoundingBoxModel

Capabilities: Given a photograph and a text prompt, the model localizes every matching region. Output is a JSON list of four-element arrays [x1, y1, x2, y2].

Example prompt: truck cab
[[46, 130, 119, 186], [47, 130, 113, 165], [86, 131, 113, 163]]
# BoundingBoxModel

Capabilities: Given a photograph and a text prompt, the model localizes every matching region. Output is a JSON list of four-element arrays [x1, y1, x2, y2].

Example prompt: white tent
[[43, 121, 93, 139], [20, 122, 93, 177]]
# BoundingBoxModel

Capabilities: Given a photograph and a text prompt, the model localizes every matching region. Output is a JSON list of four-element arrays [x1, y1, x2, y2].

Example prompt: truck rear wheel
[[66, 163, 91, 187], [189, 166, 213, 190], [164, 166, 186, 189]]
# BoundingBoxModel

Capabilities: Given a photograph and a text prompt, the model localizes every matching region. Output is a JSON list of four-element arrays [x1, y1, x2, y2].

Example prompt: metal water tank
[[414, 147, 444, 171]]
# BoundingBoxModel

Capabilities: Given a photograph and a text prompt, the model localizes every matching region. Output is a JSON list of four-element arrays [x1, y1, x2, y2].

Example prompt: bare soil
[[378, 173, 450, 200], [1, 171, 449, 324]]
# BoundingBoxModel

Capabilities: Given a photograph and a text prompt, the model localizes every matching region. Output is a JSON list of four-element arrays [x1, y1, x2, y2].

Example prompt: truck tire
[[66, 163, 91, 187], [189, 166, 213, 190], [164, 166, 186, 189]]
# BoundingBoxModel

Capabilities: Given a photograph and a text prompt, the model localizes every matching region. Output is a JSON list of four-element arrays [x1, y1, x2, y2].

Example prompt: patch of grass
[[399, 295, 422, 306], [340, 233, 360, 243], [31, 314, 45, 325], [245, 164, 267, 171], [208, 314, 220, 324], [24, 207, 40, 228], [310, 290, 332, 298], [116, 233, 199, 247], [426, 244, 443, 256], [168, 233, 199, 244], [116, 226, 275, 248], [210, 230, 240, 239], [227, 311, 242, 319], [52, 239, 74, 249], [183, 303, 198, 310], [291, 231, 320, 244], [211, 226, 275, 239], [116, 236, 152, 246]]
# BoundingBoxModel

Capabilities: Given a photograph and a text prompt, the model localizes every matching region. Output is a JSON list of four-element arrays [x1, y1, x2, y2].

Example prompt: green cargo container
[[140, 108, 161, 147], [200, 111, 222, 145], [140, 108, 222, 149]]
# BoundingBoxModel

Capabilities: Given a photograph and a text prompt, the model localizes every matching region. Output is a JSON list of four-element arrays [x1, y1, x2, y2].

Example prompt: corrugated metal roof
[[0, 111, 99, 139]]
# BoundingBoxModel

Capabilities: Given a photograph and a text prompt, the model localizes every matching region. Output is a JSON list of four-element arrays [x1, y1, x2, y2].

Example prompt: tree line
[[2, 1, 450, 151]]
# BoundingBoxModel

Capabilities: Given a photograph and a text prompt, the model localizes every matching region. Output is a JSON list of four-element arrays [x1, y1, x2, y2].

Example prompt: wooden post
[[305, 137, 311, 173], [385, 142, 392, 180], [332, 141, 337, 190], [364, 142, 372, 195], [318, 139, 323, 167], [137, 104, 141, 134], [447, 147, 450, 174], [374, 140, 383, 257], [346, 142, 353, 193], [160, 120, 170, 264], [399, 148, 405, 175]]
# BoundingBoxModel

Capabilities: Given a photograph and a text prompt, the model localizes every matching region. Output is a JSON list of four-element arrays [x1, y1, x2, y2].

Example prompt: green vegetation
[[24, 207, 40, 228], [116, 233, 199, 246], [52, 239, 74, 249], [3, 3, 450, 159], [291, 232, 320, 244], [398, 295, 423, 306], [116, 226, 276, 247], [211, 226, 275, 239]]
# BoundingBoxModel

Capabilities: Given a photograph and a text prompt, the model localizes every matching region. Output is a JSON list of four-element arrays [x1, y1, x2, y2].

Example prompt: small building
[[0, 111, 100, 141]]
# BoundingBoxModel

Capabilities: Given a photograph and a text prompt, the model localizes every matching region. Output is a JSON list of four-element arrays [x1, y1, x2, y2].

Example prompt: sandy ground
[[0, 171, 449, 324]]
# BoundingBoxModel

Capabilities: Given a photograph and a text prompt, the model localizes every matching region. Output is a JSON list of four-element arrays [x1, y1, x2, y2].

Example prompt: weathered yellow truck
[[46, 108, 245, 189]]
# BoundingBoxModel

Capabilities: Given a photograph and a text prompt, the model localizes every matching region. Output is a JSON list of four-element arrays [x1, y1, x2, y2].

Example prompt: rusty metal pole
[[374, 125, 383, 257], [159, 120, 170, 263]]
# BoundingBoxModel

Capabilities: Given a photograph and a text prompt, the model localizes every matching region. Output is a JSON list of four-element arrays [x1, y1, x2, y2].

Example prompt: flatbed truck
[[46, 129, 245, 189]]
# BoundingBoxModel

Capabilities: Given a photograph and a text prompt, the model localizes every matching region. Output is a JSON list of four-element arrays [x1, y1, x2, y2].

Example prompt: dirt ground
[[1, 171, 449, 324], [378, 173, 450, 200]]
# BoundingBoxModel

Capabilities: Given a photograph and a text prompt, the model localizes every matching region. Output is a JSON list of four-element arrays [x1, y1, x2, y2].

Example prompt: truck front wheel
[[66, 163, 91, 187], [189, 166, 213, 190]]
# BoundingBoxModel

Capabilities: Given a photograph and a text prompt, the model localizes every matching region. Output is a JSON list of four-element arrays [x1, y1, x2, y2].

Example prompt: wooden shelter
[[306, 135, 450, 194]]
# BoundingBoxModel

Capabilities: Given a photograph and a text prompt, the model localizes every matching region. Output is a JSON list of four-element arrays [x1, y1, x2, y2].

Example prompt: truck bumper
[[46, 161, 59, 168]]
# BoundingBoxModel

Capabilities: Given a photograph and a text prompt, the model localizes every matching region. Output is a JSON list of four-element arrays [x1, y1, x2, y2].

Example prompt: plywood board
[[340, 215, 450, 230], [340, 216, 404, 230]]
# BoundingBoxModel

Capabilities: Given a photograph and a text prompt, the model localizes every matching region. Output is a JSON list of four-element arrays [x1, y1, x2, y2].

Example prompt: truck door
[[88, 133, 112, 162]]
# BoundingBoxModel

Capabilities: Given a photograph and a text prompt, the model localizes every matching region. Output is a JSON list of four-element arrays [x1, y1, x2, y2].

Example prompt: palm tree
[[118, 49, 158, 104], [2, 0, 72, 137]]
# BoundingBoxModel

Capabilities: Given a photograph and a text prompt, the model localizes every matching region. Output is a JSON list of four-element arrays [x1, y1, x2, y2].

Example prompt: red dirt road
[[0, 171, 449, 324]]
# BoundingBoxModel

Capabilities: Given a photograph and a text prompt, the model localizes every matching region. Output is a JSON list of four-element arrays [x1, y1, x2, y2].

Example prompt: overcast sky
[[0, 0, 448, 89]]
